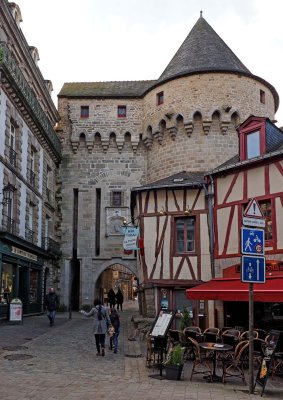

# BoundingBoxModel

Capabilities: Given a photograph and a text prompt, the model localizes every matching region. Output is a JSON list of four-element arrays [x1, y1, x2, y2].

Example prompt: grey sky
[[16, 0, 283, 126]]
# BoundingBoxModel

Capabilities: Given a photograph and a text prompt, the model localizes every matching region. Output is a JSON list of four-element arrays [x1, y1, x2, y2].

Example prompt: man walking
[[44, 287, 59, 326]]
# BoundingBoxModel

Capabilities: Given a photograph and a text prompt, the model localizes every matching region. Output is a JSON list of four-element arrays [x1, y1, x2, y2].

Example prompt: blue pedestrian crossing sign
[[241, 255, 266, 283], [241, 227, 265, 256]]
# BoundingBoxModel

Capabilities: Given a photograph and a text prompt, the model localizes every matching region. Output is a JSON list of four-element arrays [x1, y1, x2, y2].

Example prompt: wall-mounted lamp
[[122, 217, 139, 227], [1, 183, 15, 205], [159, 206, 166, 216], [184, 207, 191, 215]]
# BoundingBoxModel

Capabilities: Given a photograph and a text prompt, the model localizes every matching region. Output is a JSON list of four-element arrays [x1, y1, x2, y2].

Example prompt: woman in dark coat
[[108, 288, 116, 308], [115, 288, 124, 311]]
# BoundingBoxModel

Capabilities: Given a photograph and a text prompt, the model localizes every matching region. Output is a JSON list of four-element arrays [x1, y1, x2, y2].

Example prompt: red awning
[[186, 276, 283, 302]]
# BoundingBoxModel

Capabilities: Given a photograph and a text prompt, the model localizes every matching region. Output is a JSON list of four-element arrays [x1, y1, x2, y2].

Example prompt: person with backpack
[[80, 298, 111, 356], [44, 287, 59, 326], [109, 308, 120, 353]]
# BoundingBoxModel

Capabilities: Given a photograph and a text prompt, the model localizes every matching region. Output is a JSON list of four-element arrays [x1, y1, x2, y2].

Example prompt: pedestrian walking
[[80, 298, 111, 357], [44, 287, 59, 326], [115, 288, 124, 311], [108, 288, 116, 309], [109, 308, 120, 353]]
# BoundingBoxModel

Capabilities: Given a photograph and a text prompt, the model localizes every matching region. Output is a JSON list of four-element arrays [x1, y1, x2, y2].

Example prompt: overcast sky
[[16, 0, 283, 126]]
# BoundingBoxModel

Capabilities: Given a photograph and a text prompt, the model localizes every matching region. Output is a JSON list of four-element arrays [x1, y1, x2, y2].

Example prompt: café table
[[200, 342, 233, 382]]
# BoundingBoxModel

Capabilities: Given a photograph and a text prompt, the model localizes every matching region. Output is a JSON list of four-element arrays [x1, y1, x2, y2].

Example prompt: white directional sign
[[242, 217, 266, 228], [241, 255, 266, 283]]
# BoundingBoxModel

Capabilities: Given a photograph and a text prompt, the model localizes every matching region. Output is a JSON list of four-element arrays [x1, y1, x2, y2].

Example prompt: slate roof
[[58, 16, 278, 110], [58, 80, 155, 98], [132, 171, 205, 192], [157, 15, 251, 85]]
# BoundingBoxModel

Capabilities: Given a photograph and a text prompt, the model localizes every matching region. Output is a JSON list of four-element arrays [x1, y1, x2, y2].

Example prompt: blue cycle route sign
[[241, 255, 266, 283], [241, 227, 265, 256]]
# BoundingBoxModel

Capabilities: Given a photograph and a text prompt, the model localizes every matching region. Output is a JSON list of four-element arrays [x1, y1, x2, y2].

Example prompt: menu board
[[150, 310, 176, 338], [255, 330, 280, 396]]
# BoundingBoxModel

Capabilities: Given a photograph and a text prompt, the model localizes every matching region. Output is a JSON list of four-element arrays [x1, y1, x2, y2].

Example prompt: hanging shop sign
[[123, 227, 139, 251]]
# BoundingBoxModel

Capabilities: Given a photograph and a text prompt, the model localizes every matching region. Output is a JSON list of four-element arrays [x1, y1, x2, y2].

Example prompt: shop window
[[175, 217, 196, 254], [117, 105, 126, 118], [80, 105, 89, 118], [157, 91, 164, 105], [30, 269, 38, 303], [110, 191, 124, 207], [259, 200, 273, 241], [1, 263, 13, 304]]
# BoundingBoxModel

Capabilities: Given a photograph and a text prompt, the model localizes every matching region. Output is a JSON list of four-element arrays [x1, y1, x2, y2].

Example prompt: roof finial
[[200, 10, 203, 18]]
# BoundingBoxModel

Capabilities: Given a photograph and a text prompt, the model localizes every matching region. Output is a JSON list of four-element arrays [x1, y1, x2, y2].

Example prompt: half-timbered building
[[187, 116, 283, 331]]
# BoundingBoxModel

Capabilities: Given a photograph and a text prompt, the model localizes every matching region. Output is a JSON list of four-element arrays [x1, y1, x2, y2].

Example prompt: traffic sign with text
[[241, 227, 265, 256], [241, 255, 266, 283]]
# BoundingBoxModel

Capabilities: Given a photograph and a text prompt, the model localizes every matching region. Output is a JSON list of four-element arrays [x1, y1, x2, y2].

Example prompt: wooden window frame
[[239, 122, 266, 161], [174, 216, 197, 256]]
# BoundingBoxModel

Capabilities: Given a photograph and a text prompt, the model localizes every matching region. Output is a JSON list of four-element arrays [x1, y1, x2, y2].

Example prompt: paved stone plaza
[[0, 301, 282, 400]]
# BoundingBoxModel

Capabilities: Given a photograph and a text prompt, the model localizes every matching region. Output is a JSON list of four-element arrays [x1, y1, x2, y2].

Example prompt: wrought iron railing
[[0, 215, 16, 234], [25, 227, 35, 243], [42, 237, 61, 255], [9, 146, 17, 167], [0, 42, 61, 160]]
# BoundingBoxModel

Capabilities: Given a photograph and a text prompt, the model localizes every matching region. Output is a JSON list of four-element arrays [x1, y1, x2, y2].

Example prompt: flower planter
[[164, 364, 183, 380]]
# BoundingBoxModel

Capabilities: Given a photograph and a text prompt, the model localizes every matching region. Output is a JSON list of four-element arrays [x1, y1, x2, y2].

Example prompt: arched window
[[231, 112, 240, 127]]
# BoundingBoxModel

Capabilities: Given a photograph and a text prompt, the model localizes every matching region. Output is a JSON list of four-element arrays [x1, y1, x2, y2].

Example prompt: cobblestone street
[[0, 301, 282, 400]]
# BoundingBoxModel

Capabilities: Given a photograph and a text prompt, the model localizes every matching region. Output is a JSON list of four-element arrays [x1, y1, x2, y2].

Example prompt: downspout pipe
[[203, 174, 215, 279]]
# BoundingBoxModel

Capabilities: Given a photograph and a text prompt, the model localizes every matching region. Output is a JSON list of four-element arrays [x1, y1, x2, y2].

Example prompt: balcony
[[27, 168, 36, 187], [25, 227, 35, 244], [9, 146, 17, 168], [42, 237, 61, 256], [0, 42, 61, 161], [0, 215, 16, 234]]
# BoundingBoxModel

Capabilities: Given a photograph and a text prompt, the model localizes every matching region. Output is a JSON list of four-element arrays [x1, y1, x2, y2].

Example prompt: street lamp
[[1, 183, 15, 205]]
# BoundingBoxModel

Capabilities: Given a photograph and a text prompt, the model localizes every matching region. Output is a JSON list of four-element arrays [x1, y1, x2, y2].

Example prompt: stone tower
[[57, 15, 279, 308]]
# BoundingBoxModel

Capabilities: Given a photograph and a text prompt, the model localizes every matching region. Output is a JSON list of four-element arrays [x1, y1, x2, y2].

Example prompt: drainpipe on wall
[[203, 175, 215, 279]]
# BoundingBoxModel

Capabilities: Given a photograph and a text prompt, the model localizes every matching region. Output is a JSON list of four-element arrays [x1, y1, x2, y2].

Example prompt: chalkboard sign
[[255, 330, 280, 396], [150, 310, 176, 338]]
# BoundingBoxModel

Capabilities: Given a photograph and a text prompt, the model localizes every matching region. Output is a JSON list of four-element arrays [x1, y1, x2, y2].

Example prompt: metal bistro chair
[[203, 328, 220, 343], [254, 329, 267, 340], [240, 330, 258, 341], [188, 337, 213, 382], [183, 327, 202, 342], [222, 341, 249, 384]]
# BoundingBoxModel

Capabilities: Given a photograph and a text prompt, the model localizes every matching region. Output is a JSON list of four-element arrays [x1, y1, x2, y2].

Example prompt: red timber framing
[[138, 186, 206, 284]]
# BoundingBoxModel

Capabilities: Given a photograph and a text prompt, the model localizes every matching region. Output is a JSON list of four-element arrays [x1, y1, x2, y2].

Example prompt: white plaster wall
[[269, 162, 283, 194], [247, 166, 265, 198]]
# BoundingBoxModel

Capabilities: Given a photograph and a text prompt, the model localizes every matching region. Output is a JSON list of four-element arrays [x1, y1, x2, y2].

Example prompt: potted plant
[[163, 344, 185, 380], [180, 307, 191, 330]]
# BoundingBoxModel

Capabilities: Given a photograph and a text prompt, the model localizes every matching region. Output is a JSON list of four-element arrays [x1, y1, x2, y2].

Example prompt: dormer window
[[246, 130, 260, 159], [238, 116, 266, 161]]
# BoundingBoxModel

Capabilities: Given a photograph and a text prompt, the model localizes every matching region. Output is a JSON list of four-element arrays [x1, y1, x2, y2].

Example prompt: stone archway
[[93, 258, 138, 301]]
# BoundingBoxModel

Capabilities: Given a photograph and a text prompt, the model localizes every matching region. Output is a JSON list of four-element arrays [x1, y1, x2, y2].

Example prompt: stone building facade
[[57, 15, 279, 317], [0, 1, 61, 318]]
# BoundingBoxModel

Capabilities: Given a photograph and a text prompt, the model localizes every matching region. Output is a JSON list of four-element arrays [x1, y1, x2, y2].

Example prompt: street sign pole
[[249, 282, 254, 394]]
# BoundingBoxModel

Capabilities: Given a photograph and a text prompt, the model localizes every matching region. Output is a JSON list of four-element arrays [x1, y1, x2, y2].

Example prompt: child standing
[[109, 308, 120, 353]]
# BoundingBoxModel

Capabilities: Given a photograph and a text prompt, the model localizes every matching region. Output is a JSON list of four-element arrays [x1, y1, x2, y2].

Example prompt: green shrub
[[164, 344, 184, 366], [180, 307, 191, 330]]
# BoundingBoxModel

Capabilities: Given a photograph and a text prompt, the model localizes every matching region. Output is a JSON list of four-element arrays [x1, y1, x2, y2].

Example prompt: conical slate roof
[[158, 14, 251, 84]]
